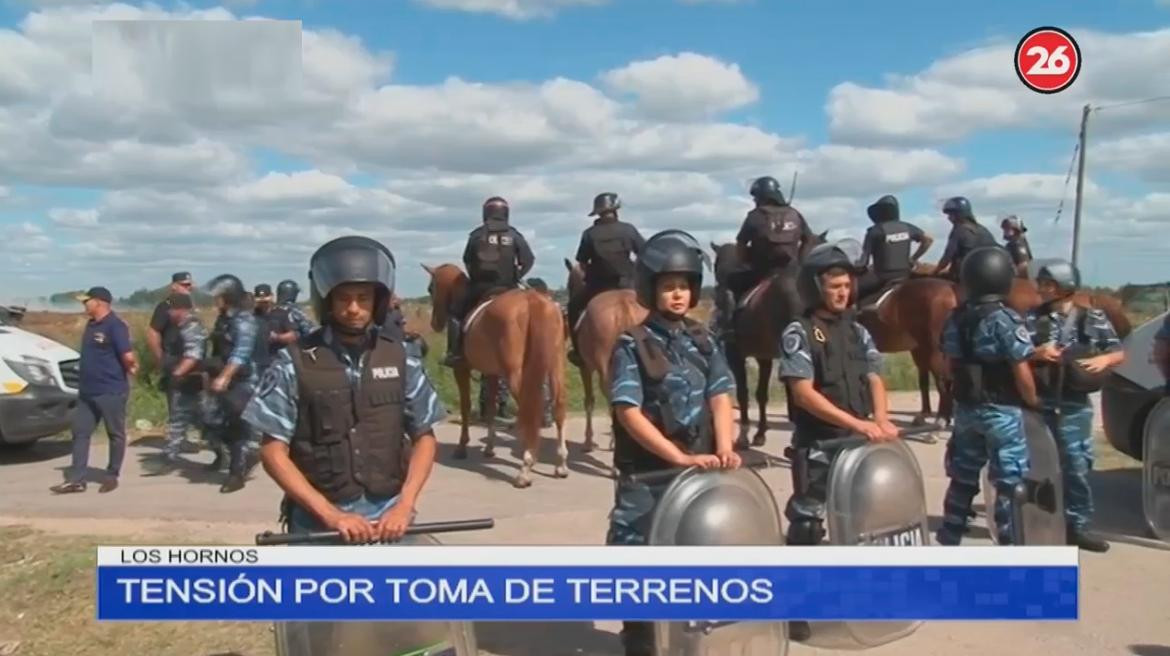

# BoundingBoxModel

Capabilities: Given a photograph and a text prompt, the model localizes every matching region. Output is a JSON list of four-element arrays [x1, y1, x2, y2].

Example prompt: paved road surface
[[2, 392, 1167, 656]]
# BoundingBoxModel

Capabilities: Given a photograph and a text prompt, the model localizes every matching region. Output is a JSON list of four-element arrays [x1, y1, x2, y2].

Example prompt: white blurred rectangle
[[92, 19, 303, 108]]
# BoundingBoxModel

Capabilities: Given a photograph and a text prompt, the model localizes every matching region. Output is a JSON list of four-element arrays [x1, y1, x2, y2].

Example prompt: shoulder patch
[[1015, 325, 1031, 343], [255, 366, 281, 397], [782, 329, 803, 355]]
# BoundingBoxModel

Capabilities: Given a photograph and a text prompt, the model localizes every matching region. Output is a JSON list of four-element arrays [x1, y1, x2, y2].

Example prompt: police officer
[[269, 279, 318, 346], [1001, 216, 1033, 275], [935, 196, 998, 282], [1027, 259, 1123, 552], [608, 229, 740, 656], [855, 194, 934, 304], [251, 283, 284, 379], [381, 294, 428, 361], [156, 293, 208, 470], [567, 192, 645, 366], [444, 196, 536, 366], [243, 236, 445, 541], [203, 274, 265, 493], [936, 247, 1039, 545], [716, 176, 815, 342], [778, 241, 897, 560]]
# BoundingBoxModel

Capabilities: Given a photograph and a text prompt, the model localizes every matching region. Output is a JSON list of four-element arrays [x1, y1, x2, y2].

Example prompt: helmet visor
[[311, 245, 395, 299], [641, 230, 711, 272]]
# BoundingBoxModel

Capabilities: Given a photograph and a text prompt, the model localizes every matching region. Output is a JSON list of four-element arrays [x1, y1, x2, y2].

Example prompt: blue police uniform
[[938, 304, 1034, 545], [203, 309, 261, 457], [278, 301, 318, 340], [163, 315, 207, 458], [1026, 306, 1121, 532], [242, 326, 446, 533]]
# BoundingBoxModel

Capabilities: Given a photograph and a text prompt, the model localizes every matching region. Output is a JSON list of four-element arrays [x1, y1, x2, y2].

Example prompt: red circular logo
[[1015, 27, 1081, 94]]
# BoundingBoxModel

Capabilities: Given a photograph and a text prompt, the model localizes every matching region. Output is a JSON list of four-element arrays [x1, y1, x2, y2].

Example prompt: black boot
[[220, 442, 247, 493], [716, 287, 737, 342], [442, 317, 463, 367], [788, 620, 812, 641], [619, 621, 654, 656], [205, 447, 227, 471], [567, 330, 584, 367], [1068, 526, 1110, 553]]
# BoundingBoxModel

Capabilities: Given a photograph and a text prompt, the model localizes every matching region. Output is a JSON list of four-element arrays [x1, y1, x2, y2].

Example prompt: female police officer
[[607, 229, 741, 656], [242, 236, 446, 542]]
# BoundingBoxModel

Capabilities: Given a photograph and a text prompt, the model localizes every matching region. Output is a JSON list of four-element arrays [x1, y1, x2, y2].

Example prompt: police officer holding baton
[[243, 236, 446, 542]]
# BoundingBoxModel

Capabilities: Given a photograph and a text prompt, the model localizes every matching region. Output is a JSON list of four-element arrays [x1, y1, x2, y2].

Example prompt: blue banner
[[97, 565, 1078, 621]]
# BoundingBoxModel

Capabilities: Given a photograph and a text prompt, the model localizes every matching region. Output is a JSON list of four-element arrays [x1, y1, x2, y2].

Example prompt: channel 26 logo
[[1015, 27, 1082, 94]]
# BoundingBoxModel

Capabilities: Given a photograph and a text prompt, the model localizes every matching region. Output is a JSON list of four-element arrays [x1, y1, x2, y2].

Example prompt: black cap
[[172, 271, 193, 284], [76, 287, 113, 303], [254, 283, 273, 299], [167, 293, 193, 309]]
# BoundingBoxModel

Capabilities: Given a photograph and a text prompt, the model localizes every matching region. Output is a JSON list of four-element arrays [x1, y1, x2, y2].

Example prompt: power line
[[1052, 138, 1079, 225], [1092, 95, 1170, 112]]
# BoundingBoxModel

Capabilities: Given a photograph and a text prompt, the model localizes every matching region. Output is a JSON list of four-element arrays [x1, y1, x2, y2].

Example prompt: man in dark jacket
[[856, 194, 933, 306], [935, 196, 998, 282], [444, 196, 535, 366]]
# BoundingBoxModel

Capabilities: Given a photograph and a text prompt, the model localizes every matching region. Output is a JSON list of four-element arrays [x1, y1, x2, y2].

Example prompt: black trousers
[[67, 393, 128, 482]]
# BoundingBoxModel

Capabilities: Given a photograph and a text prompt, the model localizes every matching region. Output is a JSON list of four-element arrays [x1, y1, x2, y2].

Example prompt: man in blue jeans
[[51, 287, 138, 494]]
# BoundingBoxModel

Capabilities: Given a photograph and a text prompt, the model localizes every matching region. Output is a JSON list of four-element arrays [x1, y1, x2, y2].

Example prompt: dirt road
[[1, 392, 1167, 656]]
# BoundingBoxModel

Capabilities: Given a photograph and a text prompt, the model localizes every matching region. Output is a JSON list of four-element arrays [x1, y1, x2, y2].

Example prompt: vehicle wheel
[[0, 440, 37, 451]]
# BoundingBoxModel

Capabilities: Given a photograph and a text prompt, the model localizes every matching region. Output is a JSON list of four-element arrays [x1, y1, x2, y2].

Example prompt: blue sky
[[0, 0, 1168, 302]]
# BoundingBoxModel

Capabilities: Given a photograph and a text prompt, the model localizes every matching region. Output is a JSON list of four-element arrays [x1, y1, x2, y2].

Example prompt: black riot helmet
[[276, 279, 300, 304], [1001, 215, 1026, 234], [634, 229, 709, 311], [589, 192, 621, 217], [749, 176, 786, 206], [1034, 258, 1080, 296], [205, 274, 246, 310], [867, 194, 900, 224], [942, 196, 974, 221], [308, 236, 396, 331], [797, 239, 863, 312], [959, 246, 1014, 302], [483, 196, 509, 222], [253, 283, 273, 300]]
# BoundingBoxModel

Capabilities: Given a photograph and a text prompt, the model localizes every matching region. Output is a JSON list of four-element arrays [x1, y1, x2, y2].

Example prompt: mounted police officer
[[937, 247, 1038, 545], [855, 194, 933, 306], [715, 176, 815, 342], [935, 197, 998, 283], [243, 236, 445, 542], [1001, 216, 1033, 275], [269, 279, 318, 347], [203, 274, 265, 492], [608, 229, 740, 656], [1026, 259, 1124, 552], [155, 292, 207, 472], [444, 196, 536, 366], [567, 192, 645, 366]]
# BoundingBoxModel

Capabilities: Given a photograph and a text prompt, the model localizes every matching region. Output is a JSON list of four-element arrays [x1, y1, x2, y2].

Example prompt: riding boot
[[442, 317, 464, 367], [715, 287, 737, 343], [568, 331, 583, 367]]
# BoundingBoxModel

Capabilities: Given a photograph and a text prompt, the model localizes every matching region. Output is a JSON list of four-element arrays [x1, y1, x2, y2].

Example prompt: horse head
[[709, 242, 742, 283], [563, 258, 585, 300], [420, 263, 467, 332]]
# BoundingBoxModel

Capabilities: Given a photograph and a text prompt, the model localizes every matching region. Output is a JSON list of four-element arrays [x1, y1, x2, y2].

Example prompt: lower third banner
[[96, 545, 1079, 621]]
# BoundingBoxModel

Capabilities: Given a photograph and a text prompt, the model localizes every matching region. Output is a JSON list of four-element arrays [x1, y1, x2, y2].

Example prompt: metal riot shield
[[1143, 397, 1170, 541], [984, 409, 1065, 545], [802, 437, 927, 650], [646, 466, 789, 656], [273, 533, 478, 656]]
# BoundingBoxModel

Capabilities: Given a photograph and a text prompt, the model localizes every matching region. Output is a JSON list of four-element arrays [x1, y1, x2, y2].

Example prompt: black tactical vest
[[585, 221, 635, 287], [1030, 305, 1106, 399], [954, 222, 998, 261], [287, 333, 409, 503], [790, 315, 874, 440], [870, 221, 915, 276], [206, 311, 266, 379], [612, 316, 716, 475], [951, 302, 1023, 406], [752, 205, 802, 269], [470, 220, 517, 286], [1006, 236, 1032, 266]]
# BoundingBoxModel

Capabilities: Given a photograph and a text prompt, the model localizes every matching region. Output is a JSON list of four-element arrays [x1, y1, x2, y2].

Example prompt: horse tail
[[519, 292, 565, 442]]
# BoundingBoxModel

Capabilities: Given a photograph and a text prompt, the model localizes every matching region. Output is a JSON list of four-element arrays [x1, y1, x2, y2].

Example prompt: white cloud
[[934, 173, 1103, 213], [413, 0, 608, 20], [601, 52, 759, 120], [1093, 131, 1170, 183], [48, 207, 99, 227], [827, 28, 1170, 146]]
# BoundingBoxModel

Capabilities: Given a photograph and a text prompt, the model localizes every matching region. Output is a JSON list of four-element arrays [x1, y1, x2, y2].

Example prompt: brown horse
[[710, 242, 803, 447], [564, 260, 648, 451], [421, 263, 568, 488], [1007, 278, 1133, 338]]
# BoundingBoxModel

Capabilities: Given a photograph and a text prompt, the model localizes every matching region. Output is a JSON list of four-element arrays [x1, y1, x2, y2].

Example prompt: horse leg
[[554, 377, 569, 479], [483, 372, 499, 459], [931, 349, 953, 428], [910, 347, 932, 426], [753, 358, 772, 447], [453, 365, 472, 459], [727, 343, 750, 449], [581, 365, 596, 453]]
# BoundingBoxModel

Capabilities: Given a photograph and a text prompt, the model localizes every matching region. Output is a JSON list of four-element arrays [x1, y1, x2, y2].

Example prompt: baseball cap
[[75, 287, 113, 303], [167, 293, 193, 309], [172, 271, 193, 284], [254, 283, 273, 298]]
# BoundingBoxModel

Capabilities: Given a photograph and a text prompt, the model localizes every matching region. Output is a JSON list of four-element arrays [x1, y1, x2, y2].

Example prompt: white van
[[0, 307, 80, 448]]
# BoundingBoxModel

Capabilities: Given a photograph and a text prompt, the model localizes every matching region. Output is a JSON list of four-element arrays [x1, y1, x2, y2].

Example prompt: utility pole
[[1071, 103, 1090, 268]]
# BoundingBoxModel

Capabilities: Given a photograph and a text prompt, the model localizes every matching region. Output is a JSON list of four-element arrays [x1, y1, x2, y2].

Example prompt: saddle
[[859, 280, 902, 315], [736, 272, 785, 311], [461, 288, 509, 334]]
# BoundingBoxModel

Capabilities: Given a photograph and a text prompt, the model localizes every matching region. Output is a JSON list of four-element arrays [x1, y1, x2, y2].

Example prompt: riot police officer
[[716, 176, 815, 342], [1001, 216, 1033, 275], [1027, 259, 1124, 552], [935, 196, 998, 282], [855, 194, 933, 304], [156, 293, 207, 471], [203, 274, 265, 493], [269, 279, 318, 346], [567, 192, 645, 365], [251, 283, 284, 379], [937, 247, 1038, 545], [608, 229, 740, 656], [444, 196, 535, 366], [243, 236, 446, 541]]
